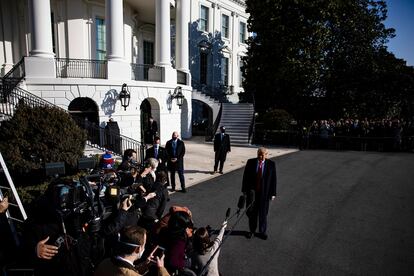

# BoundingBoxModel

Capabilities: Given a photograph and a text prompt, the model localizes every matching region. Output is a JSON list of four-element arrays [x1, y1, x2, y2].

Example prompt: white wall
[[24, 78, 192, 144]]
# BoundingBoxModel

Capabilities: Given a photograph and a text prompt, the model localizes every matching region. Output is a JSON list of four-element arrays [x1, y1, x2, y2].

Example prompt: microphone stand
[[198, 199, 255, 276]]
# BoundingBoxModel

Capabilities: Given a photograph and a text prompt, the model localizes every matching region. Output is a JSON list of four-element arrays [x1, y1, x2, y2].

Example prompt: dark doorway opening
[[68, 97, 99, 145], [191, 100, 212, 136], [140, 99, 152, 144]]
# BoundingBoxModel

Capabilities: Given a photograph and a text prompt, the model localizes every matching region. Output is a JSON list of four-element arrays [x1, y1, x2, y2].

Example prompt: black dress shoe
[[258, 233, 268, 240], [219, 171, 224, 174], [246, 232, 253, 239], [171, 188, 176, 192], [181, 189, 187, 193]]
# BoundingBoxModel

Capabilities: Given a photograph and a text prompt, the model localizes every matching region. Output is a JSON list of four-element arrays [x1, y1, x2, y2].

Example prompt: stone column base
[[25, 56, 56, 78], [107, 60, 131, 80]]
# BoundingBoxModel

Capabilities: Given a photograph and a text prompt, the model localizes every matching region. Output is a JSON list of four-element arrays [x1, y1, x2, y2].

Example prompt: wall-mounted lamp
[[169, 86, 185, 109], [119, 83, 131, 111], [198, 39, 212, 52]]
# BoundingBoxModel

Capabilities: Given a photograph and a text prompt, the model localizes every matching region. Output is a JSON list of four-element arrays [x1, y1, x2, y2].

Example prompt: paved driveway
[[168, 150, 414, 276]]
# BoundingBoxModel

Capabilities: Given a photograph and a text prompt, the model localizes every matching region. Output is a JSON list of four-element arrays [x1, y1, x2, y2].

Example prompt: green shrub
[[261, 109, 294, 130], [0, 103, 87, 185]]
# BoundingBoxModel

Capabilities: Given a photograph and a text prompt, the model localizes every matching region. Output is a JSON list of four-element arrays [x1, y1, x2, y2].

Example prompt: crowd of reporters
[[1, 140, 227, 276]]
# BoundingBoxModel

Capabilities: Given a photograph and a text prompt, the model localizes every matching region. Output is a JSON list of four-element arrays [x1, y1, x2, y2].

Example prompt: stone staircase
[[191, 90, 221, 124], [217, 103, 254, 145]]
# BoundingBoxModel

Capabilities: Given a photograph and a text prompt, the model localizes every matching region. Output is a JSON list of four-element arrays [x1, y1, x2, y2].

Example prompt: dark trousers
[[169, 168, 185, 190], [247, 194, 269, 234], [214, 151, 227, 172]]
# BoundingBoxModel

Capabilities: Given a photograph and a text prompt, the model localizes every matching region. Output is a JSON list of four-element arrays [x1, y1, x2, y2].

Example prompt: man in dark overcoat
[[242, 147, 277, 240], [165, 131, 186, 193], [213, 126, 231, 174]]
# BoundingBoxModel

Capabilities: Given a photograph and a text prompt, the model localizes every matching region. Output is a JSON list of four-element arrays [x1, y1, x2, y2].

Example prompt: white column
[[29, 0, 54, 58], [105, 0, 131, 80], [151, 0, 176, 84], [175, 0, 190, 72], [106, 0, 124, 61], [155, 0, 171, 67]]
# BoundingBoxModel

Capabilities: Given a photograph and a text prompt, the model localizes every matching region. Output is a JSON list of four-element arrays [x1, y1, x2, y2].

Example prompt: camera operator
[[102, 187, 156, 259], [94, 225, 169, 276], [23, 181, 97, 275]]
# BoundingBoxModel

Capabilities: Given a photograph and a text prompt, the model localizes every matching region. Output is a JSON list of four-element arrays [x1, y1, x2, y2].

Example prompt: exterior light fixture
[[169, 86, 185, 109], [198, 39, 212, 52], [119, 83, 131, 110]]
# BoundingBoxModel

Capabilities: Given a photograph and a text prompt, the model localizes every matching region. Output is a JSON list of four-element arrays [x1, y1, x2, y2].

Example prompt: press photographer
[[23, 179, 101, 275]]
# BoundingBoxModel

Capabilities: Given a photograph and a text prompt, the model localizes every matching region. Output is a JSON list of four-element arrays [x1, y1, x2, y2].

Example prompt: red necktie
[[256, 161, 263, 192]]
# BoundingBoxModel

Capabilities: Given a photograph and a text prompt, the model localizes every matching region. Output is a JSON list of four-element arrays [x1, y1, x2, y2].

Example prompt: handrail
[[72, 117, 146, 163], [205, 103, 223, 141], [1, 86, 145, 160], [56, 58, 107, 79], [1, 57, 25, 100], [192, 78, 228, 102], [248, 109, 256, 144]]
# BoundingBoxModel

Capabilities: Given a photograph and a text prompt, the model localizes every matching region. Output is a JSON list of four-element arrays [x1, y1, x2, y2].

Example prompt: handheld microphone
[[236, 195, 246, 217], [225, 208, 231, 220]]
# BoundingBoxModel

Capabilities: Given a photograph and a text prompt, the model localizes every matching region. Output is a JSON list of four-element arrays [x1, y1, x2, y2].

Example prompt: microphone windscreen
[[237, 195, 246, 209], [225, 208, 231, 218]]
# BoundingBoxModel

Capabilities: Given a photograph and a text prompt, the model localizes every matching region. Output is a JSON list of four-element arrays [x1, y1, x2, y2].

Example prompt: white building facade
[[189, 0, 248, 103], [0, 0, 249, 144]]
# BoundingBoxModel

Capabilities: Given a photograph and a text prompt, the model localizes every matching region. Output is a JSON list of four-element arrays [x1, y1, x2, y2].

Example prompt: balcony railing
[[131, 63, 162, 82], [56, 58, 107, 79], [177, 70, 187, 85]]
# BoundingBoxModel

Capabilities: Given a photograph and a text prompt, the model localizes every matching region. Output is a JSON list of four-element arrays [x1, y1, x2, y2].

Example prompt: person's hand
[[0, 197, 9, 213], [144, 192, 156, 201], [36, 236, 59, 260], [140, 167, 152, 177], [271, 196, 276, 201], [121, 195, 132, 211], [155, 254, 165, 268]]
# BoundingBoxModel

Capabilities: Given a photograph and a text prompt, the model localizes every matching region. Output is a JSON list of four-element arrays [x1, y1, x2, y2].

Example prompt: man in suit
[[145, 136, 169, 187], [165, 131, 186, 193], [213, 126, 231, 174], [242, 147, 277, 240]]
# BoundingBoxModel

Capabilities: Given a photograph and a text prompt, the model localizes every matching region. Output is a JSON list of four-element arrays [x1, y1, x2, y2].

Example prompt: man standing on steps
[[166, 131, 186, 193], [213, 126, 231, 174]]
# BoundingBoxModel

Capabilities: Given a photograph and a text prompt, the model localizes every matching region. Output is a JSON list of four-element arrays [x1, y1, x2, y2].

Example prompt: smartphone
[[151, 246, 165, 262]]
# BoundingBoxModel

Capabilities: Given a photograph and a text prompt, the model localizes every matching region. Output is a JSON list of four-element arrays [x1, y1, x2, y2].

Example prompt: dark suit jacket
[[146, 145, 167, 171], [242, 158, 277, 211], [214, 133, 231, 153], [165, 139, 186, 170]]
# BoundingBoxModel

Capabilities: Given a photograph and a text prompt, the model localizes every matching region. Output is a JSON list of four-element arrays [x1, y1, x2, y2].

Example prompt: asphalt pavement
[[167, 150, 414, 276]]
